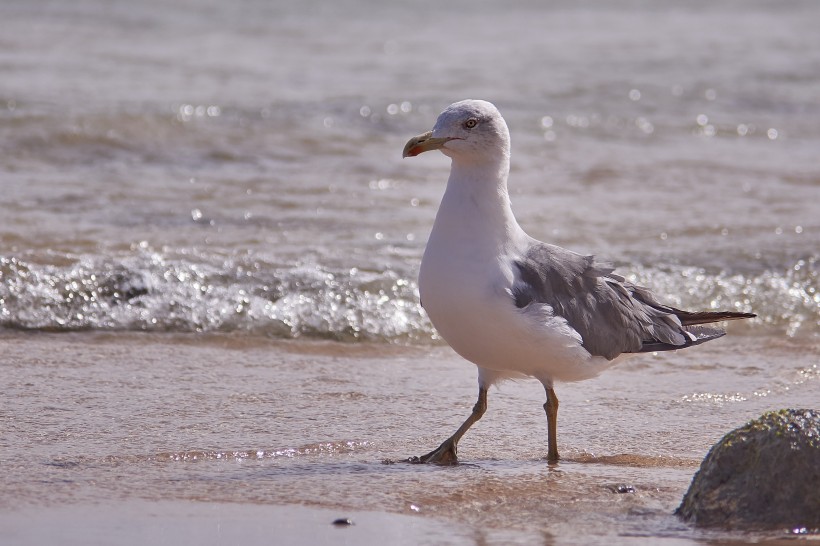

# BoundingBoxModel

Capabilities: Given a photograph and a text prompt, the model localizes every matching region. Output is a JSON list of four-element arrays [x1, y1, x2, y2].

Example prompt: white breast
[[419, 185, 616, 384]]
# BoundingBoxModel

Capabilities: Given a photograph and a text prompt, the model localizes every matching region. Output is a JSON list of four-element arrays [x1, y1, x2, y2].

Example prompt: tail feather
[[638, 309, 755, 354]]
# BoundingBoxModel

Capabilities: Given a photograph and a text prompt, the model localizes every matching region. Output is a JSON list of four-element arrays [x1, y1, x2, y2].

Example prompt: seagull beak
[[402, 131, 453, 158]]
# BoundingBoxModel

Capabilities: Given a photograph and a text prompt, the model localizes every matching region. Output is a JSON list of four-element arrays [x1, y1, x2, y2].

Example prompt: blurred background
[[1, 0, 818, 342]]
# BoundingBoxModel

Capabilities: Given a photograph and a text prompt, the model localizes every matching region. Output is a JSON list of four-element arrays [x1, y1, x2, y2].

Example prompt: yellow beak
[[402, 131, 453, 158]]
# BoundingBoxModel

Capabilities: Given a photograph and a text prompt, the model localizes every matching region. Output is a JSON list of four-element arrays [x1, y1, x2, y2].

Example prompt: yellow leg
[[543, 386, 560, 463], [410, 386, 488, 464]]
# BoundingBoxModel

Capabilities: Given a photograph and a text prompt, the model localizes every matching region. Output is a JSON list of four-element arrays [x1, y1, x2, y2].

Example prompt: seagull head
[[403, 100, 510, 164]]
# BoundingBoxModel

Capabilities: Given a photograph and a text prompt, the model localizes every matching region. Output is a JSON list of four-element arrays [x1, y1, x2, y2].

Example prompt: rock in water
[[677, 409, 820, 530]]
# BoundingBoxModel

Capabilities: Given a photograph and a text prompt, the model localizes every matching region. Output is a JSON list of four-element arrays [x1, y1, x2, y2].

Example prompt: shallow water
[[1, 0, 819, 543]]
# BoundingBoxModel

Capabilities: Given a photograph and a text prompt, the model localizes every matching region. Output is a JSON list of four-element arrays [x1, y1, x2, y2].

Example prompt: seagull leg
[[410, 386, 488, 464], [543, 386, 560, 463]]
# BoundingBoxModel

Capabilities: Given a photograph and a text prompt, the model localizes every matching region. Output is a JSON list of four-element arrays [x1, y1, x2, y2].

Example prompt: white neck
[[427, 156, 523, 257]]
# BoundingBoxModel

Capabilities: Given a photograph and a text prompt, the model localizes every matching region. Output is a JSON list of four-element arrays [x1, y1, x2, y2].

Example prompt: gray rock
[[677, 409, 820, 530]]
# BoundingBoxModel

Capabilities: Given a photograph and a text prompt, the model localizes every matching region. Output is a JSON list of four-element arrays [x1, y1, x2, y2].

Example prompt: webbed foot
[[407, 439, 459, 465]]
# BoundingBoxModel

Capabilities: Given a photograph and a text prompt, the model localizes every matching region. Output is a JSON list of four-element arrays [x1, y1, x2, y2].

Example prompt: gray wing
[[511, 243, 726, 360]]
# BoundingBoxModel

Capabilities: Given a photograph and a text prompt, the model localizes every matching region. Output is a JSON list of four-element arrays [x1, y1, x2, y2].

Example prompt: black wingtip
[[639, 326, 728, 354], [674, 309, 756, 326]]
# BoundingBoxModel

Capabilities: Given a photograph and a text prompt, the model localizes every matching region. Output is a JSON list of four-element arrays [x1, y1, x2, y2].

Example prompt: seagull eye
[[464, 119, 478, 129]]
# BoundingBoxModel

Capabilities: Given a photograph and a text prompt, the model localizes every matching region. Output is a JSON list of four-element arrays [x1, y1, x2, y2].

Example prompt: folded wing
[[512, 243, 755, 360]]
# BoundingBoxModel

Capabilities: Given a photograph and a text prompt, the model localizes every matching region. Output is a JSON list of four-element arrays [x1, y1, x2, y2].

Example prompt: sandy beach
[[1, 331, 817, 544]]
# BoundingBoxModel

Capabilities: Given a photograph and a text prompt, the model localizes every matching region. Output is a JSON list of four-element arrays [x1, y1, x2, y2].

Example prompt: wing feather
[[511, 243, 755, 360]]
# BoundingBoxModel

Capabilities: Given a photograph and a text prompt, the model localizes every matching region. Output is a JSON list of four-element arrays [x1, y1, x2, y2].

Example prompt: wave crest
[[1, 250, 816, 341]]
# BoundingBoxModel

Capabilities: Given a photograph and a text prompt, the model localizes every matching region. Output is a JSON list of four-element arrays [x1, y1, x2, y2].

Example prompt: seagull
[[402, 99, 755, 464]]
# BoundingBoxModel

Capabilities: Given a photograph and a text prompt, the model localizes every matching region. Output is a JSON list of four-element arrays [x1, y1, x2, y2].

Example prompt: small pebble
[[610, 484, 636, 494], [332, 518, 354, 526]]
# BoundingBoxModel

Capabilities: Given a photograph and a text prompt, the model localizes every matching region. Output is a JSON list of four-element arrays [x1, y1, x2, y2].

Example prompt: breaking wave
[[0, 248, 816, 342]]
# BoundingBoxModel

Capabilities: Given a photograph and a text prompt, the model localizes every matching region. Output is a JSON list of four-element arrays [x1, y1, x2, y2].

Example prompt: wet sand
[[0, 500, 808, 546], [1, 331, 816, 544], [0, 500, 494, 546]]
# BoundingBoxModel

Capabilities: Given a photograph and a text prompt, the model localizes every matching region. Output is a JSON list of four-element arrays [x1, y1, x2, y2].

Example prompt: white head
[[403, 100, 510, 165]]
